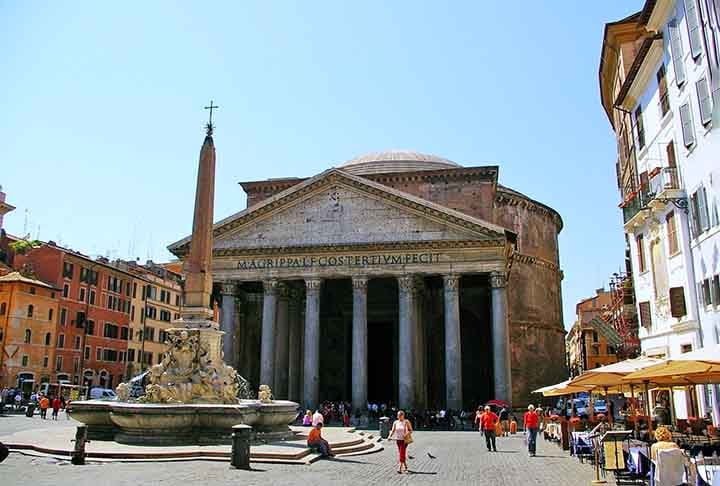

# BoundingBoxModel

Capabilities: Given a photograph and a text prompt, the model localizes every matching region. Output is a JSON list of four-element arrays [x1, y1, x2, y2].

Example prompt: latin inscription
[[236, 252, 441, 270]]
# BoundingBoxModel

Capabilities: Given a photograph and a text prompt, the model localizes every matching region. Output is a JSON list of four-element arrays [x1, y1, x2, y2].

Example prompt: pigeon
[[427, 452, 437, 459], [408, 455, 415, 460]]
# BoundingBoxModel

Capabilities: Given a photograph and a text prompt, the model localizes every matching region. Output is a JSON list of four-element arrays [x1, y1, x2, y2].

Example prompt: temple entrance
[[367, 277, 399, 404], [319, 279, 352, 402], [459, 274, 493, 408]]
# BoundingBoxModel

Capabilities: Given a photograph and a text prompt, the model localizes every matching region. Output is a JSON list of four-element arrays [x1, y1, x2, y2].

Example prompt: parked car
[[89, 388, 117, 400]]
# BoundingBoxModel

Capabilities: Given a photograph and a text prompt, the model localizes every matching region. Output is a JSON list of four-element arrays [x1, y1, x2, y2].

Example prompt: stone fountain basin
[[67, 399, 299, 446]]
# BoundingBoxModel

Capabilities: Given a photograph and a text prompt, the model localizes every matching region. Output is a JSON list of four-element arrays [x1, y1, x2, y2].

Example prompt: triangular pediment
[[169, 169, 506, 256]]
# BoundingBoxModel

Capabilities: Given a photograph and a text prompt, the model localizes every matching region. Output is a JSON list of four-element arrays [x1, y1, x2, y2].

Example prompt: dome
[[340, 150, 461, 175]]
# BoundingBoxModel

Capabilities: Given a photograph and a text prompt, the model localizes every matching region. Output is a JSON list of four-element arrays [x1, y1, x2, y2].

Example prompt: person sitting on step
[[307, 422, 334, 458]]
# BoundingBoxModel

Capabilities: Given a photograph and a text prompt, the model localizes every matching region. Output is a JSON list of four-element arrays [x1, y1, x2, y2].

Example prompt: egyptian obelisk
[[181, 111, 217, 324]]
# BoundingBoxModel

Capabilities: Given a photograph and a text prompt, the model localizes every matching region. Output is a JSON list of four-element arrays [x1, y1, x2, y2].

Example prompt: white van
[[89, 388, 117, 400]]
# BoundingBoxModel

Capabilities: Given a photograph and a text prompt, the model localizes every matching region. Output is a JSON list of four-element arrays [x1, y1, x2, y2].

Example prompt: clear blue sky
[[1, 1, 639, 328]]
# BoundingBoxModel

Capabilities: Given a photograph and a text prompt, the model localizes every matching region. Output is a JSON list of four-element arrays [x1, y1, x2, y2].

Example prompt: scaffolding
[[607, 270, 640, 360]]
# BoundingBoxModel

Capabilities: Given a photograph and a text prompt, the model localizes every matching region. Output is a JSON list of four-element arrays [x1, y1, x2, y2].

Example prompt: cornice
[[615, 33, 664, 110], [494, 189, 563, 231], [511, 252, 561, 273]]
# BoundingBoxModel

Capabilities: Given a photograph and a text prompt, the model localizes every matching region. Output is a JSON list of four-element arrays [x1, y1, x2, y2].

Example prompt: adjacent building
[[600, 0, 720, 421], [0, 271, 60, 389]]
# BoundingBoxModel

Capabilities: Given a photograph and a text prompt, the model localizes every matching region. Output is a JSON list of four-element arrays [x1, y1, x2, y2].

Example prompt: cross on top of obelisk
[[204, 100, 218, 135]]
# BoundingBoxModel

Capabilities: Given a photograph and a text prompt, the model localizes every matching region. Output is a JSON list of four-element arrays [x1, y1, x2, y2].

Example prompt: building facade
[[14, 245, 133, 389], [169, 150, 567, 410], [0, 272, 59, 389], [600, 0, 720, 421]]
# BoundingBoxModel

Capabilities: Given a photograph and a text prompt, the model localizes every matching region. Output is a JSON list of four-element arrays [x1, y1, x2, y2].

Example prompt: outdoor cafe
[[534, 345, 720, 485]]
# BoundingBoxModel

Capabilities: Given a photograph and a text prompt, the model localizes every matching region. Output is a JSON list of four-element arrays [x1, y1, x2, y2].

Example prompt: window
[[24, 329, 32, 343], [79, 287, 86, 302], [84, 346, 90, 360], [0, 302, 5, 315], [639, 301, 652, 329], [131, 305, 135, 321], [120, 327, 129, 340], [670, 287, 687, 317], [712, 275, 720, 307], [74, 335, 81, 350], [29, 286, 36, 295], [60, 308, 67, 326], [57, 334, 65, 348], [657, 65, 670, 116], [103, 323, 119, 339], [591, 331, 599, 343], [89, 290, 96, 305], [634, 106, 646, 149], [636, 234, 646, 272], [43, 356, 49, 368], [102, 349, 118, 362], [669, 18, 686, 85], [55, 356, 63, 372], [127, 348, 136, 362], [63, 262, 74, 279], [696, 77, 712, 125], [73, 357, 80, 373], [133, 282, 137, 299], [666, 211, 679, 255], [679, 102, 695, 147], [145, 327, 155, 342], [681, 343, 693, 354], [44, 332, 51, 346], [96, 347, 102, 361], [684, 0, 703, 58], [22, 355, 29, 367], [48, 308, 53, 322], [62, 283, 69, 298], [27, 305, 34, 317], [702, 279, 712, 306], [75, 311, 86, 328], [691, 187, 710, 236], [86, 320, 95, 335]]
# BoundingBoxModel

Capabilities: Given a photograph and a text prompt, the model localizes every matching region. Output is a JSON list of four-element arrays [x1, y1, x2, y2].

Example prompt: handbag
[[404, 432, 414, 445]]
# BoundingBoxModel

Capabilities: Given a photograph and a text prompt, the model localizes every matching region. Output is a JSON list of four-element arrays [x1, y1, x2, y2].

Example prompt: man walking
[[39, 395, 49, 419], [499, 406, 509, 437], [51, 396, 61, 420], [479, 405, 499, 452], [524, 404, 540, 457]]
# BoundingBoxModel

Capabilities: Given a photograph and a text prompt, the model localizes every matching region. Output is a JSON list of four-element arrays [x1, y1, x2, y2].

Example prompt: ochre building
[[169, 151, 566, 410]]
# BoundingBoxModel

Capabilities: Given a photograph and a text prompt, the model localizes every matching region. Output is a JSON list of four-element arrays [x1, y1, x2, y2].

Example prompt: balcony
[[621, 167, 687, 231]]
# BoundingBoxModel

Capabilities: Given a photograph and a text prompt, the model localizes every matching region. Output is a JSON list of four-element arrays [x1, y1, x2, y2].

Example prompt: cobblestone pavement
[[0, 414, 608, 486]]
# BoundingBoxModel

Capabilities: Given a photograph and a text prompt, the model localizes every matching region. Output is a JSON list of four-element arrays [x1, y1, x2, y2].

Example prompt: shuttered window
[[684, 0, 703, 59], [657, 65, 670, 116], [697, 186, 710, 231], [636, 234, 646, 272], [639, 301, 652, 329], [669, 287, 687, 317], [680, 102, 695, 146], [696, 77, 712, 125], [669, 18, 686, 85], [666, 211, 679, 255], [634, 106, 646, 149]]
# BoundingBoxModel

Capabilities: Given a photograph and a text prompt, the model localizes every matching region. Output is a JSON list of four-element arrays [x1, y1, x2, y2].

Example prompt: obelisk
[[181, 117, 217, 324]]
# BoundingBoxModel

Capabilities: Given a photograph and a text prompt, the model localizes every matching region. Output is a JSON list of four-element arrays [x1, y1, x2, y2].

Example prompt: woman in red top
[[479, 406, 499, 452], [51, 396, 62, 420], [523, 404, 540, 456]]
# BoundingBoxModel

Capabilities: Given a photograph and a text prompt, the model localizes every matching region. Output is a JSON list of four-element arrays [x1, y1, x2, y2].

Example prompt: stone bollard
[[379, 416, 391, 439], [231, 424, 252, 470], [71, 425, 88, 465]]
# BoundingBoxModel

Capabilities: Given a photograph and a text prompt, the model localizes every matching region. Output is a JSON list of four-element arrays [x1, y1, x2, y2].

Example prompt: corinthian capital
[[397, 275, 416, 293], [263, 279, 278, 295], [490, 272, 507, 289], [352, 276, 368, 291], [443, 275, 460, 292], [305, 278, 322, 292], [220, 282, 236, 296]]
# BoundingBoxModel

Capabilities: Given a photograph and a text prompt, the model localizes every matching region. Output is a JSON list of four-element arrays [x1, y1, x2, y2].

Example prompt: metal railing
[[650, 166, 680, 193]]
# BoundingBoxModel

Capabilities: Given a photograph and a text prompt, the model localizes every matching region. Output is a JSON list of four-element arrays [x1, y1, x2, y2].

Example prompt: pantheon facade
[[169, 151, 566, 410]]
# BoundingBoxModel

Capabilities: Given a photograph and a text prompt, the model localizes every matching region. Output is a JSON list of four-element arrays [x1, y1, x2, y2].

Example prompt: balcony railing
[[621, 189, 651, 224], [649, 166, 680, 193]]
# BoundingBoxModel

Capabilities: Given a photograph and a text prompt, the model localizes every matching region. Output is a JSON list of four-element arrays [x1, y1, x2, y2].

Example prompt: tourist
[[302, 410, 312, 426], [650, 426, 679, 461], [307, 422, 334, 457], [524, 404, 540, 457], [342, 409, 350, 427], [479, 406, 499, 452], [14, 392, 22, 411], [312, 409, 324, 427], [388, 410, 413, 474], [39, 395, 49, 419], [51, 396, 61, 420], [499, 406, 510, 437]]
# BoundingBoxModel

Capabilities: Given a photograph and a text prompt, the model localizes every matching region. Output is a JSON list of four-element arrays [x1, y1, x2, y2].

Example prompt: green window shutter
[[679, 102, 696, 146], [669, 18, 686, 85], [696, 77, 713, 124], [685, 0, 703, 58]]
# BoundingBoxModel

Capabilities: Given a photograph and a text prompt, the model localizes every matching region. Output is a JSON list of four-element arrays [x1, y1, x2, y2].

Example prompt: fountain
[[68, 112, 299, 445]]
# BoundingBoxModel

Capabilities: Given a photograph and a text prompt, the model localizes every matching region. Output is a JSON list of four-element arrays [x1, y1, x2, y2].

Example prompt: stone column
[[443, 275, 463, 410], [220, 282, 237, 368], [414, 277, 426, 408], [303, 278, 322, 409], [260, 279, 278, 388], [398, 275, 417, 408], [491, 271, 512, 404], [288, 289, 302, 402], [274, 283, 290, 399], [351, 276, 368, 415]]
